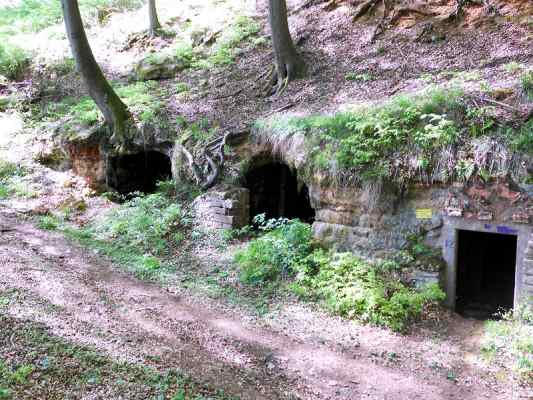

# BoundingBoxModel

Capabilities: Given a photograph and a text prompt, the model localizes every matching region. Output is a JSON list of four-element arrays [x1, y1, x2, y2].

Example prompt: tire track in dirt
[[0, 209, 522, 399]]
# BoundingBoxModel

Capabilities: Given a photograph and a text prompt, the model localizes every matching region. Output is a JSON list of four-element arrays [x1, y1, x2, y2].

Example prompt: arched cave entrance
[[245, 162, 315, 223], [107, 151, 172, 195]]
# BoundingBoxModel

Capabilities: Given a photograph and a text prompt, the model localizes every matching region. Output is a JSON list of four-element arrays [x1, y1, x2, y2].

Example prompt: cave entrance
[[455, 229, 517, 319], [245, 162, 315, 224], [108, 151, 172, 195]]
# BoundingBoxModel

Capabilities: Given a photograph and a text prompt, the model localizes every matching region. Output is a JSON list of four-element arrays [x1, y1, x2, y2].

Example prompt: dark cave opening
[[245, 162, 315, 224], [456, 229, 517, 319], [107, 151, 172, 195]]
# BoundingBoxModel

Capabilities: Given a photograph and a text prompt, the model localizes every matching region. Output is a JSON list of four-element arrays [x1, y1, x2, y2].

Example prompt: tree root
[[262, 62, 300, 97], [177, 130, 239, 190]]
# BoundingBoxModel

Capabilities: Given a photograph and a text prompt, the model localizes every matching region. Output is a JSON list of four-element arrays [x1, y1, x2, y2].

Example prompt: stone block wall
[[524, 235, 533, 301], [194, 185, 250, 229]]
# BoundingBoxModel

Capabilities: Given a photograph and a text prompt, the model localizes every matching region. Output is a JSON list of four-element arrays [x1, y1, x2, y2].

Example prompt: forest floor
[[0, 198, 531, 399]]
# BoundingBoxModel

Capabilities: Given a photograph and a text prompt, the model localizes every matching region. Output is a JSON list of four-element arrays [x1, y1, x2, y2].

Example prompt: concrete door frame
[[441, 217, 530, 310]]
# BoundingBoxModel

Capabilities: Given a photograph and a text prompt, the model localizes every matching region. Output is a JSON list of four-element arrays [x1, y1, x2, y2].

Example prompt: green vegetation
[[0, 315, 235, 399], [510, 120, 533, 154], [291, 250, 445, 332], [175, 82, 190, 94], [480, 304, 533, 384], [0, 42, 28, 79], [64, 191, 191, 280], [345, 72, 373, 82], [206, 16, 260, 67], [0, 159, 31, 199], [257, 86, 532, 185], [0, 0, 143, 35], [148, 15, 260, 71], [91, 193, 190, 256], [42, 81, 166, 127], [236, 217, 446, 332], [520, 69, 533, 100], [37, 215, 60, 230], [502, 61, 524, 74], [236, 217, 313, 285], [259, 87, 464, 183]]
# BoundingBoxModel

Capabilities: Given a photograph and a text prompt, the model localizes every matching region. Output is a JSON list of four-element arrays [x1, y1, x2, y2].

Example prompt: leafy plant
[[236, 219, 313, 285], [466, 107, 496, 137], [455, 159, 475, 182], [91, 193, 190, 256], [292, 250, 446, 332]]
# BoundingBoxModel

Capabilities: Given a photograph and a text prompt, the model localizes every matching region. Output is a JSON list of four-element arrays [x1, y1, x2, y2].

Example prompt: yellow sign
[[416, 208, 432, 219]]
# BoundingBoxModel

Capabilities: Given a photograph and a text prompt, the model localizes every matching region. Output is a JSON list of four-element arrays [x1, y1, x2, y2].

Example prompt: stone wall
[[193, 185, 249, 229], [523, 235, 533, 300]]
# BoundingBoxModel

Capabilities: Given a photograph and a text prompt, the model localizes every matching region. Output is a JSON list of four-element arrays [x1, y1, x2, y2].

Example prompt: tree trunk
[[148, 0, 161, 37], [267, 0, 305, 92], [61, 0, 131, 144]]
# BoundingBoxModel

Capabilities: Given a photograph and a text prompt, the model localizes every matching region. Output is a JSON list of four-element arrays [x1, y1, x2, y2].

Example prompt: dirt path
[[0, 207, 527, 399]]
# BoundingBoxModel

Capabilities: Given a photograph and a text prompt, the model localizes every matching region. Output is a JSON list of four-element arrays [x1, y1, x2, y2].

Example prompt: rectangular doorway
[[455, 229, 517, 319]]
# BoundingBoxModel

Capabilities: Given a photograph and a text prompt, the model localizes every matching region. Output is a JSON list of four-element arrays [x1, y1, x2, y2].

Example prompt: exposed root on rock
[[262, 60, 303, 97], [177, 130, 243, 190]]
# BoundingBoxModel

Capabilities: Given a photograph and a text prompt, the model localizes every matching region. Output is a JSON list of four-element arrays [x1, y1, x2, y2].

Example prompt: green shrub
[[236, 219, 313, 285], [0, 42, 28, 79], [292, 250, 446, 332], [91, 193, 191, 256]]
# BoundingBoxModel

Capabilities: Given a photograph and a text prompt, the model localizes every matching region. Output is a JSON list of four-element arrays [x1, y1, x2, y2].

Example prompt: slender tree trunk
[[61, 0, 131, 143], [267, 0, 305, 92], [148, 0, 161, 37]]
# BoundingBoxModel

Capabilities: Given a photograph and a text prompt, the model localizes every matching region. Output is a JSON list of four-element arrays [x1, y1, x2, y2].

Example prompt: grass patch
[[509, 120, 533, 154], [0, 315, 236, 399], [206, 16, 260, 67], [0, 0, 144, 35], [40, 81, 166, 127], [480, 304, 533, 384]]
